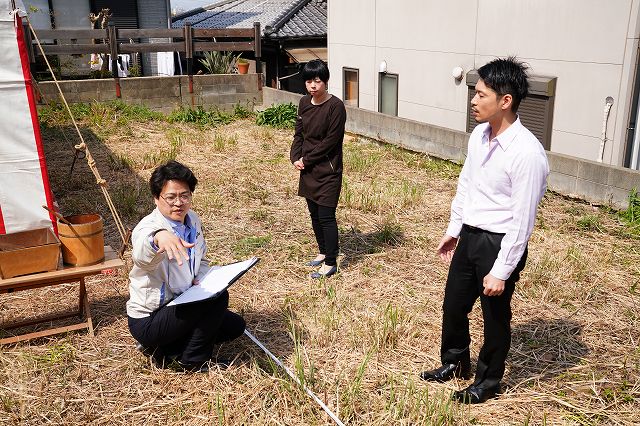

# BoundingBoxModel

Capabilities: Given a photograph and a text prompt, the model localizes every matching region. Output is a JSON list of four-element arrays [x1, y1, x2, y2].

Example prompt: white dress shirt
[[446, 117, 549, 280]]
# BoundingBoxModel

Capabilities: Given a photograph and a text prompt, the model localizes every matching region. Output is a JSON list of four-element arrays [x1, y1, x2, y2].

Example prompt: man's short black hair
[[301, 59, 330, 84], [477, 57, 529, 112], [149, 160, 198, 198]]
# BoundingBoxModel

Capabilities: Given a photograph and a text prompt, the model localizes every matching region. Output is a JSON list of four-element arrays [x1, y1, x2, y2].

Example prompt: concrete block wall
[[181, 75, 261, 112], [36, 74, 262, 114], [120, 77, 182, 111], [263, 87, 640, 209]]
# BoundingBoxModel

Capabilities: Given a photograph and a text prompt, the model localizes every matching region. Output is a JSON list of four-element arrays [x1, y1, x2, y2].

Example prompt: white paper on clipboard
[[168, 257, 259, 306]]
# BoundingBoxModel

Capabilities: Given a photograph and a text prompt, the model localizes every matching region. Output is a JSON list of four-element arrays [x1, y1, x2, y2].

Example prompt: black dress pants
[[306, 199, 339, 266], [441, 225, 527, 389], [128, 290, 245, 365]]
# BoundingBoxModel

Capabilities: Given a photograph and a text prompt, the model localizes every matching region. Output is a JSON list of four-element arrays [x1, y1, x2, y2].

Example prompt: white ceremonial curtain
[[0, 1, 56, 234]]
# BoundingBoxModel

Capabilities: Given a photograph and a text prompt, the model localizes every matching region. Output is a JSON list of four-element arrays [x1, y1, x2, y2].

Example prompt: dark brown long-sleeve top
[[290, 95, 347, 208]]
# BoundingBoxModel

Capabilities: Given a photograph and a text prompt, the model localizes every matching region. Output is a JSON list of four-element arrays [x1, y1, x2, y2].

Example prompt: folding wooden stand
[[0, 246, 124, 344]]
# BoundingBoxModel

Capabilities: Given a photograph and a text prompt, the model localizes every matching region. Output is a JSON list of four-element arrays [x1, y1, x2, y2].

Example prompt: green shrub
[[106, 100, 164, 121], [128, 64, 141, 77], [255, 103, 297, 129], [89, 69, 112, 79], [233, 102, 253, 119], [576, 214, 602, 232], [168, 106, 233, 127], [38, 101, 92, 126], [619, 188, 640, 235], [38, 100, 162, 127]]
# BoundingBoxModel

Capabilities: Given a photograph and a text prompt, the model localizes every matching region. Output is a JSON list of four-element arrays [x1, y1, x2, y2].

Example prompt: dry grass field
[[0, 102, 639, 425]]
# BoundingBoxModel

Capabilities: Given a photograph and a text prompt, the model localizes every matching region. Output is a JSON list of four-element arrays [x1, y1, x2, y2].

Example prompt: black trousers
[[306, 199, 339, 266], [441, 225, 527, 389], [128, 290, 245, 365]]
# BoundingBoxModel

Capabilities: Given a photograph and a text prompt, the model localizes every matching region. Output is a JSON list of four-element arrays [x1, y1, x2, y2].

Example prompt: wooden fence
[[25, 22, 262, 96]]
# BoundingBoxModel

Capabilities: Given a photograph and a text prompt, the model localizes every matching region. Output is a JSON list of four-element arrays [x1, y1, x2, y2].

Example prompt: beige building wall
[[328, 0, 640, 167]]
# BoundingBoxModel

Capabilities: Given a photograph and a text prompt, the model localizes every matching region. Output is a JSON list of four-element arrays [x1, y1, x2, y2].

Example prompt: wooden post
[[184, 23, 194, 103], [23, 23, 35, 64], [108, 23, 121, 98], [22, 22, 41, 102], [253, 22, 262, 89]]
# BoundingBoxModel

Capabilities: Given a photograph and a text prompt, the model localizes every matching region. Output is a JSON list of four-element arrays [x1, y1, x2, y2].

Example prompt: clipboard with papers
[[168, 257, 259, 306]]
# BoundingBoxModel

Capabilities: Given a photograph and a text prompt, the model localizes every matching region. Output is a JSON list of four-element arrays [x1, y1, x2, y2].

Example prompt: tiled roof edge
[[264, 0, 310, 36], [171, 0, 238, 23]]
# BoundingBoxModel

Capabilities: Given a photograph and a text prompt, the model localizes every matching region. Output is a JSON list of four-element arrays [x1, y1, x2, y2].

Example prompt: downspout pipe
[[631, 97, 640, 170], [597, 96, 614, 163]]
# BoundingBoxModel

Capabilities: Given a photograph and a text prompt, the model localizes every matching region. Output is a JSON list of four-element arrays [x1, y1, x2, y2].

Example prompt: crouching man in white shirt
[[420, 57, 549, 403], [127, 160, 245, 372]]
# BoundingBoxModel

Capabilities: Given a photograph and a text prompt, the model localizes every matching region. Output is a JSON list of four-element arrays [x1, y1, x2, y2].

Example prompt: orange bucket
[[57, 214, 105, 266]]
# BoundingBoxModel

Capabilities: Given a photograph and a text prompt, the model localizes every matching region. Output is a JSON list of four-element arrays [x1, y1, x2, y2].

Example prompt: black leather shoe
[[420, 362, 471, 382], [453, 384, 500, 404]]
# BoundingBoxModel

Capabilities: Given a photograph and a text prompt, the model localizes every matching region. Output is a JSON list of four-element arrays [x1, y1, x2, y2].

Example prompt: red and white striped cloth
[[0, 1, 56, 235]]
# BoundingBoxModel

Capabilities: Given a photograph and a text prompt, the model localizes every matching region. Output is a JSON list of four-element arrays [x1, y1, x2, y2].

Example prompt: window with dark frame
[[343, 67, 359, 107], [379, 73, 399, 116]]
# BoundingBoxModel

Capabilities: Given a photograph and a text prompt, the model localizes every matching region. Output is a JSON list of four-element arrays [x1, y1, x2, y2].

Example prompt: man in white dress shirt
[[420, 57, 549, 404]]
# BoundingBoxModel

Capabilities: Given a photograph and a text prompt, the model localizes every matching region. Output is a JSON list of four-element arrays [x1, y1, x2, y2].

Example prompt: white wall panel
[[328, 0, 375, 46], [476, 0, 631, 64], [629, 0, 640, 39], [377, 47, 473, 113], [551, 130, 601, 161], [375, 0, 477, 53]]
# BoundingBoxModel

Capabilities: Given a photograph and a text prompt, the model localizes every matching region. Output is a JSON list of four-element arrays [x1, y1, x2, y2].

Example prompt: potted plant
[[237, 57, 249, 74], [199, 51, 236, 74]]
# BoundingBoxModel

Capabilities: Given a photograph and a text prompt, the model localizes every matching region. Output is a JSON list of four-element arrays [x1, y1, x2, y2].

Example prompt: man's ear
[[500, 94, 513, 111]]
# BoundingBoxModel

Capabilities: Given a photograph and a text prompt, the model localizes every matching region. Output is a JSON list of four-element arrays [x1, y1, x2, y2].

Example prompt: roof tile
[[172, 0, 326, 39]]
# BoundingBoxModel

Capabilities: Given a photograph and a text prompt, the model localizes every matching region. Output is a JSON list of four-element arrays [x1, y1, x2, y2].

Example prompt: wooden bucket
[[57, 214, 104, 266]]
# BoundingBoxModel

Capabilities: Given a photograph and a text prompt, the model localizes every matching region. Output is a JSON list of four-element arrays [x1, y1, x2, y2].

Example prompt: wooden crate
[[0, 228, 60, 279]]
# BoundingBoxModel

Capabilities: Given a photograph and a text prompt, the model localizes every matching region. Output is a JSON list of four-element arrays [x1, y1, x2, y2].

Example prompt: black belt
[[462, 224, 505, 236]]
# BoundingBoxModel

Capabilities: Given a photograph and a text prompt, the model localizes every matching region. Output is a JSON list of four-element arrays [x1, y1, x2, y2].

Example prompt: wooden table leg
[[79, 277, 94, 337], [79, 277, 86, 316], [84, 288, 94, 337]]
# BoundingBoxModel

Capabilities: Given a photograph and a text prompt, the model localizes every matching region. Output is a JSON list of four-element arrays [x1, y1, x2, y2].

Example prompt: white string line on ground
[[243, 329, 345, 426]]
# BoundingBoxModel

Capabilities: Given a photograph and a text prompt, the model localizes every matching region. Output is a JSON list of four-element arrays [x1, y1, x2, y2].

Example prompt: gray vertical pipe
[[632, 92, 640, 170]]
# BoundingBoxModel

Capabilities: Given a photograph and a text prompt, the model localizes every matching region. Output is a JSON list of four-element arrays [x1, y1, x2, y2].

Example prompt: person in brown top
[[290, 59, 347, 279]]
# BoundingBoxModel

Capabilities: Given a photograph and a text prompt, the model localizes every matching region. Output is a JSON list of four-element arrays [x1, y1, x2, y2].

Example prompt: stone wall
[[36, 74, 262, 114], [262, 87, 639, 209]]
